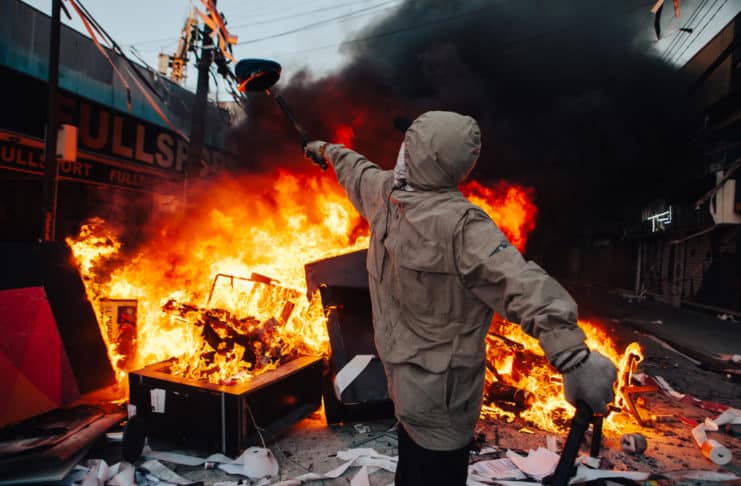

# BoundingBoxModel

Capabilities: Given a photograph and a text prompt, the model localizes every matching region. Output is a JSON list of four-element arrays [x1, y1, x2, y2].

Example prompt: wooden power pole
[[41, 0, 62, 241], [185, 0, 216, 180]]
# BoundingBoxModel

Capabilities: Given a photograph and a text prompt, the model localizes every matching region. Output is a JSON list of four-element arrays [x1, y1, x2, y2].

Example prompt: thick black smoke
[[229, 0, 701, 249]]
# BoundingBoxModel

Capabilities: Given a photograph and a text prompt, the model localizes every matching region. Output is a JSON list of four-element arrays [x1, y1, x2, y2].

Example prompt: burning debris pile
[[482, 317, 644, 434], [66, 165, 643, 434], [159, 275, 316, 385]]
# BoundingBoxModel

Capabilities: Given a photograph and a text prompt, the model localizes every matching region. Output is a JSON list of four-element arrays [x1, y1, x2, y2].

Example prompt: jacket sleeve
[[453, 208, 586, 363], [324, 144, 391, 221]]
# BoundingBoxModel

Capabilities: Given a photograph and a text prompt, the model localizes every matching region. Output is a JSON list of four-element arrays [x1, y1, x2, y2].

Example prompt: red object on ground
[[0, 287, 80, 427]]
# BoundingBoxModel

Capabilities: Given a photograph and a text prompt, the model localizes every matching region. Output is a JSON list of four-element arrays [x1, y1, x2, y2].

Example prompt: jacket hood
[[403, 111, 481, 191]]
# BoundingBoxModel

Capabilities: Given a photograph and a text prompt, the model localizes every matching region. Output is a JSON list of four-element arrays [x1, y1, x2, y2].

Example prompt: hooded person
[[305, 111, 617, 486]]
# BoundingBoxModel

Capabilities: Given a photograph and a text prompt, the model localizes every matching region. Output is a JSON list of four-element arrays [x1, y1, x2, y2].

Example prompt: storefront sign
[[644, 206, 672, 232], [0, 131, 181, 193]]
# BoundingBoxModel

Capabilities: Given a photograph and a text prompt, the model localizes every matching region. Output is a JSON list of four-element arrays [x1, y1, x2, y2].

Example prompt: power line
[[221, 0, 308, 19], [662, 0, 714, 63], [670, 0, 729, 65], [228, 0, 391, 30], [661, 0, 710, 61], [258, 1, 667, 63], [236, 0, 400, 46], [126, 0, 393, 47], [253, 3, 546, 57], [666, 0, 722, 64], [122, 3, 195, 47]]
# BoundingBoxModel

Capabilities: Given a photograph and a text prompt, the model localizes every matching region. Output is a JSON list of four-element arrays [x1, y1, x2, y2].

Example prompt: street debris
[[689, 408, 740, 466], [505, 447, 559, 480], [240, 447, 279, 480], [546, 435, 558, 452], [621, 433, 648, 454], [469, 457, 527, 481], [138, 460, 190, 485]]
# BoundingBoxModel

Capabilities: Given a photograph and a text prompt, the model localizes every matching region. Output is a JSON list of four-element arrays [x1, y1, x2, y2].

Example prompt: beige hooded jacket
[[324, 111, 586, 451]]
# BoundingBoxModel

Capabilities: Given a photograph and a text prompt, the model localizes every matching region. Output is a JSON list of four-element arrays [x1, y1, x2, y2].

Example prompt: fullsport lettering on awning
[[0, 65, 236, 191], [0, 130, 182, 193], [57, 95, 233, 176]]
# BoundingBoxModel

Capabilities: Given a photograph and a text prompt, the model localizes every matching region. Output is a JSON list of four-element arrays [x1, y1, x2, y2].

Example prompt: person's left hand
[[304, 141, 329, 169], [562, 351, 617, 414]]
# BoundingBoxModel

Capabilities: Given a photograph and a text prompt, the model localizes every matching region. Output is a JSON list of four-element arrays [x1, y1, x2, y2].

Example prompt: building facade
[[0, 0, 237, 241]]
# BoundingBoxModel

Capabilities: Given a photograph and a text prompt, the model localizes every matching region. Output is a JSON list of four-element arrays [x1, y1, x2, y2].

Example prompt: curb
[[619, 318, 741, 383]]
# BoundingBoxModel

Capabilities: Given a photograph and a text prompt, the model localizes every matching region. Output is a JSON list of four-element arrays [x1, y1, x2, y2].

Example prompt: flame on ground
[[67, 168, 641, 434]]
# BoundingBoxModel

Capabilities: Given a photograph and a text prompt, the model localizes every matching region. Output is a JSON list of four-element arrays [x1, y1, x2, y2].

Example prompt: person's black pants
[[394, 424, 469, 486]]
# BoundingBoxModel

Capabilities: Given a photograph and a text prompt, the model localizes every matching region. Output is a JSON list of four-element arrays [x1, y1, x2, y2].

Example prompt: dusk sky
[[21, 0, 741, 100]]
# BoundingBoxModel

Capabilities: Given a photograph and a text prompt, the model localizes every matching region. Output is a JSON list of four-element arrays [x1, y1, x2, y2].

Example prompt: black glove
[[304, 141, 329, 169], [562, 350, 617, 414]]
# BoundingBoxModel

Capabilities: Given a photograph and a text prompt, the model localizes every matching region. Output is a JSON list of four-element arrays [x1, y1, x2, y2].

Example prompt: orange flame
[[461, 180, 537, 252], [67, 167, 640, 433]]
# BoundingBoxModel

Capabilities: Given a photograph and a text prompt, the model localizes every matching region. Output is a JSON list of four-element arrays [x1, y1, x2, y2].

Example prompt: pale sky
[[21, 0, 741, 102], [21, 0, 400, 98]]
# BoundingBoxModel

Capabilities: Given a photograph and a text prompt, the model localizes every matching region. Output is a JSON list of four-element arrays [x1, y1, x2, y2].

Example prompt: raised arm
[[306, 142, 393, 220]]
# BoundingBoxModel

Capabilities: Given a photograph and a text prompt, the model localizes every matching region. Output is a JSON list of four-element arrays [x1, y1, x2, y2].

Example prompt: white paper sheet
[[469, 458, 527, 480], [350, 466, 370, 486], [108, 463, 135, 486], [143, 446, 232, 466], [140, 459, 192, 485], [506, 447, 560, 480], [570, 464, 650, 483], [293, 447, 397, 482], [150, 388, 166, 413], [653, 375, 686, 399], [706, 407, 741, 429]]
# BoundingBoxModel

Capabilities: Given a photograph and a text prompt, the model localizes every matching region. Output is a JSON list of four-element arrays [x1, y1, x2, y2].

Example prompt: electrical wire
[[665, 0, 723, 65], [236, 0, 399, 46], [670, 0, 729, 65], [123, 2, 196, 48], [662, 0, 714, 63], [125, 0, 380, 47], [71, 0, 191, 140], [223, 0, 308, 19], [228, 0, 393, 30], [253, 3, 556, 57], [661, 0, 710, 61], [73, 0, 164, 101], [245, 402, 267, 449]]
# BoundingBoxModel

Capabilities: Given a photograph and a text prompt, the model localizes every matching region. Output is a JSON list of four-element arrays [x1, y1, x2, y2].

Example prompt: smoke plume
[[229, 0, 701, 245]]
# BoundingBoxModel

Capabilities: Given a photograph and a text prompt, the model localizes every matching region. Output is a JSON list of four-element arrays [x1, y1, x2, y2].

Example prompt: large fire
[[67, 163, 640, 434]]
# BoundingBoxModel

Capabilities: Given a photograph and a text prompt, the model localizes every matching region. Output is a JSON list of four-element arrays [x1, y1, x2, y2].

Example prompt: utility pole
[[41, 0, 62, 241], [185, 0, 215, 181]]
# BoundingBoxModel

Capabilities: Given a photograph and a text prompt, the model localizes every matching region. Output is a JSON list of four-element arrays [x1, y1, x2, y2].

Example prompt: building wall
[[682, 13, 738, 114], [0, 0, 230, 147], [0, 0, 241, 242], [640, 227, 740, 311]]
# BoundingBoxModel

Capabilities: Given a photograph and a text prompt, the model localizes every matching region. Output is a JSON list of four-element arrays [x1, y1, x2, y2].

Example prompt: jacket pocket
[[397, 240, 455, 317], [390, 363, 450, 428]]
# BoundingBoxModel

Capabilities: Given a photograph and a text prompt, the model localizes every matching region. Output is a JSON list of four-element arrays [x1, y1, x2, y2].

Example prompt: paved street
[[78, 289, 741, 485]]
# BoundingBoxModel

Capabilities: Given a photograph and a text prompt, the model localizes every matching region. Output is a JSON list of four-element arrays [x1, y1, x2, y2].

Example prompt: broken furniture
[[305, 250, 395, 424], [129, 355, 324, 457]]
